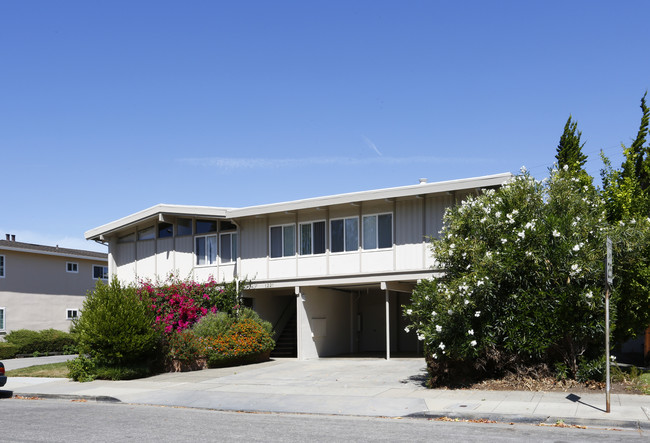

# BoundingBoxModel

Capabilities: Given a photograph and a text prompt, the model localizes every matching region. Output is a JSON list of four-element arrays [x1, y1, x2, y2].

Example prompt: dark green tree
[[600, 92, 650, 348], [556, 116, 588, 172]]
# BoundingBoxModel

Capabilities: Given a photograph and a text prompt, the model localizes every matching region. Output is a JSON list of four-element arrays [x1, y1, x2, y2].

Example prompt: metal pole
[[605, 285, 611, 413], [385, 290, 390, 360]]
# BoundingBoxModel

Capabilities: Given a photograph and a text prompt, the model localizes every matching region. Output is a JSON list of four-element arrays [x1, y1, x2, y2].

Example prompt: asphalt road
[[1, 398, 645, 442]]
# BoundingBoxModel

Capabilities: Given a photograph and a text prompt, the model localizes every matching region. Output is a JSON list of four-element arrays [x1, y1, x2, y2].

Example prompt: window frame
[[220, 232, 238, 264], [269, 224, 296, 258], [0, 306, 5, 332], [66, 262, 79, 273], [0, 254, 4, 278], [299, 220, 326, 255], [195, 234, 218, 266], [66, 309, 79, 320], [330, 217, 359, 253], [92, 265, 108, 280], [362, 212, 394, 250]]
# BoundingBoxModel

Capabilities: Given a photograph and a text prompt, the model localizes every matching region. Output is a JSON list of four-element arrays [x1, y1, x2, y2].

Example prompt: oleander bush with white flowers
[[404, 166, 625, 386]]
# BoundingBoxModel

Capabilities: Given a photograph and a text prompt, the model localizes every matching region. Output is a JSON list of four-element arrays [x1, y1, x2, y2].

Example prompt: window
[[195, 235, 217, 265], [0, 255, 4, 278], [93, 265, 108, 280], [220, 233, 238, 263], [300, 221, 326, 255], [330, 217, 359, 253], [158, 222, 173, 238], [177, 218, 193, 236], [0, 307, 5, 331], [66, 262, 78, 273], [117, 233, 135, 243], [138, 226, 155, 240], [196, 219, 217, 234], [270, 224, 295, 258], [66, 309, 79, 320], [363, 213, 393, 249]]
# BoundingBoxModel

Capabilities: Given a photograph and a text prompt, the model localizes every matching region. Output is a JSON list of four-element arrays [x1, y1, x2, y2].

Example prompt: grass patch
[[5, 362, 69, 378], [638, 372, 650, 394]]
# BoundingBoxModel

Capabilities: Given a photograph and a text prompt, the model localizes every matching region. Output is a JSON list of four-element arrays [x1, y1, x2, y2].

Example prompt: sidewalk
[[2, 357, 649, 430]]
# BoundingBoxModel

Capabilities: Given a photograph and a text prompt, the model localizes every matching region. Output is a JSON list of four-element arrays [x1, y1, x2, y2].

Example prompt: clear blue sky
[[2, 1, 649, 252]]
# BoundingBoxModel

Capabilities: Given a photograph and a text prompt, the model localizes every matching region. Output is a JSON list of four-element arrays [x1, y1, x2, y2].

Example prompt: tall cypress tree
[[556, 116, 587, 172]]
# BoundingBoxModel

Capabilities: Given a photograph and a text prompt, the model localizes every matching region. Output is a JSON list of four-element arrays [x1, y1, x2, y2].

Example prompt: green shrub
[[0, 342, 19, 359], [66, 355, 96, 382], [203, 319, 275, 368], [576, 356, 606, 383], [4, 328, 76, 354], [74, 278, 161, 367], [191, 312, 233, 338], [166, 329, 206, 362], [237, 307, 273, 335], [4, 329, 41, 354], [93, 363, 156, 380]]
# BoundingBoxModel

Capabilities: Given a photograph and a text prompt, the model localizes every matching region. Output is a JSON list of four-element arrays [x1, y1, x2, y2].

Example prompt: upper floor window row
[[118, 219, 236, 243], [270, 213, 394, 258], [0, 254, 4, 278]]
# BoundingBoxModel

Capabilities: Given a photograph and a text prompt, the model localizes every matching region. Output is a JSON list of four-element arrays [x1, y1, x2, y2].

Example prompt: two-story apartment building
[[85, 173, 512, 360], [0, 236, 108, 336]]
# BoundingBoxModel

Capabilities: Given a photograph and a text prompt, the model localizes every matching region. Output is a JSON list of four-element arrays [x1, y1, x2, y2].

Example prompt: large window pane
[[232, 234, 237, 260], [158, 222, 173, 238], [196, 219, 216, 234], [196, 237, 206, 265], [313, 221, 326, 254], [378, 214, 393, 248], [177, 218, 193, 236], [345, 218, 358, 251], [331, 220, 344, 253], [270, 226, 282, 258], [363, 215, 377, 249], [283, 225, 295, 257], [207, 236, 217, 264], [220, 233, 232, 263], [300, 224, 312, 255]]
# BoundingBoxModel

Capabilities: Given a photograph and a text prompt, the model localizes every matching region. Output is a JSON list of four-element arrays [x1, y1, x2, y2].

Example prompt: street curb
[[407, 410, 650, 431], [13, 392, 120, 403]]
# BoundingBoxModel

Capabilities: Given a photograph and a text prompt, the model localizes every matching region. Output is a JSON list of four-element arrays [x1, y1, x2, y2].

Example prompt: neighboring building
[[85, 173, 512, 360], [0, 236, 108, 336]]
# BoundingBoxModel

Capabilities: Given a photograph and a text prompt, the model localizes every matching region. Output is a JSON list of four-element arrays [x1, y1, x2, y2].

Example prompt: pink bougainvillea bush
[[137, 275, 242, 334]]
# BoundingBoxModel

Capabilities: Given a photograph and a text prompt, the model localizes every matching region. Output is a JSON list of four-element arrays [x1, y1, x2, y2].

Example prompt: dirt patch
[[461, 372, 643, 394]]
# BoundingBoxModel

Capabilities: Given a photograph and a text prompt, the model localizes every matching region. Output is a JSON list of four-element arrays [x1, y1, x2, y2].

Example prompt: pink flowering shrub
[[137, 275, 241, 335]]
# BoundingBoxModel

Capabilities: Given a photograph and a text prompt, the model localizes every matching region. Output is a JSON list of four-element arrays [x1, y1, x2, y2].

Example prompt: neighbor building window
[[270, 224, 295, 258], [362, 213, 393, 250], [66, 262, 79, 273], [300, 221, 326, 255], [158, 222, 173, 238], [0, 307, 5, 331], [66, 309, 79, 320], [220, 232, 238, 263], [195, 235, 217, 266], [177, 218, 193, 236], [0, 255, 4, 278], [93, 265, 108, 280], [330, 217, 359, 253]]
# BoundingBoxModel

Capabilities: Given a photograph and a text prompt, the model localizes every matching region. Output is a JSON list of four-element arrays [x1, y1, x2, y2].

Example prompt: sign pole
[[605, 237, 613, 413]]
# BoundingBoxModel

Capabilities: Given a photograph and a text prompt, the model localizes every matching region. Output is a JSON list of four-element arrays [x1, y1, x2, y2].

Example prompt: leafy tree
[[600, 92, 650, 345], [556, 116, 588, 172], [74, 278, 161, 366], [404, 168, 609, 386]]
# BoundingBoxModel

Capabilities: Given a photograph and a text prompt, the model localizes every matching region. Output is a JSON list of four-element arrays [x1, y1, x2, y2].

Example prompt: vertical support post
[[295, 286, 302, 361], [385, 289, 390, 360], [605, 285, 611, 413]]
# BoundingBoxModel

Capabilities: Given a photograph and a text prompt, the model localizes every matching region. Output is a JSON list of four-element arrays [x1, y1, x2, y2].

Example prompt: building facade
[[85, 173, 511, 359], [0, 237, 108, 336]]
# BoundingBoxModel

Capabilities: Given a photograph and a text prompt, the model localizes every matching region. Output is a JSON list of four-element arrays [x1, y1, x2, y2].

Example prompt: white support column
[[295, 286, 303, 360], [385, 289, 390, 360]]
